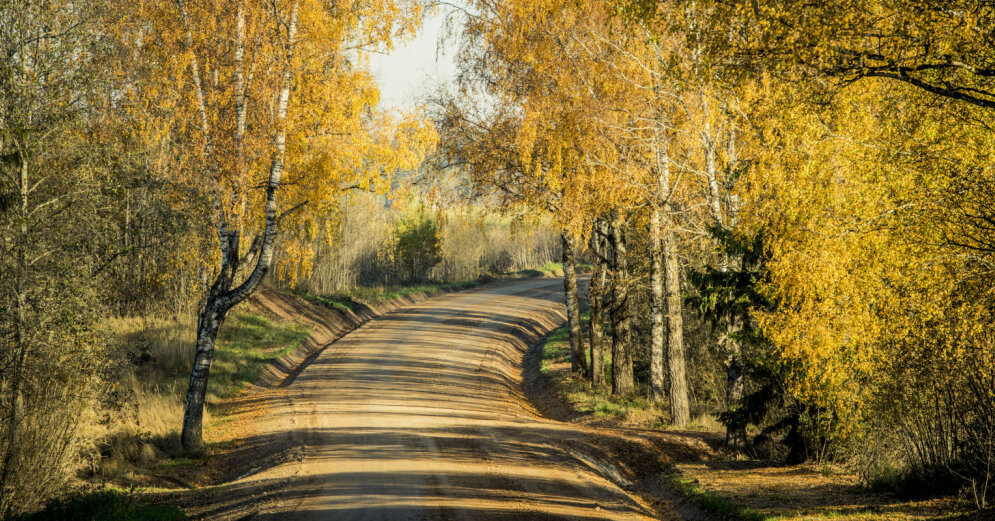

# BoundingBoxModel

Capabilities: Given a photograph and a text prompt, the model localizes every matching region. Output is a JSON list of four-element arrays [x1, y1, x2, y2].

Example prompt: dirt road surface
[[195, 279, 667, 521]]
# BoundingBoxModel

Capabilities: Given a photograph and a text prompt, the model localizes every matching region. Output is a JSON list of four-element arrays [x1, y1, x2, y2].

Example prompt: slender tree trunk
[[0, 293, 26, 506], [650, 206, 665, 402], [180, 2, 300, 452], [664, 231, 690, 426], [0, 151, 30, 506], [609, 213, 633, 396], [177, 0, 212, 157], [704, 120, 723, 226], [589, 219, 608, 388], [562, 234, 588, 376], [649, 97, 684, 411]]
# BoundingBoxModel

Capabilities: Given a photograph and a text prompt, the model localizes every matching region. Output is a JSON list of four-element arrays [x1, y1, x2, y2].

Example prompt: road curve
[[200, 278, 661, 521]]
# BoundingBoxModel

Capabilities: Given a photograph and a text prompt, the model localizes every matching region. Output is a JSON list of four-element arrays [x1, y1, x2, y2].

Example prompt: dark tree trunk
[[609, 213, 633, 396], [180, 222, 272, 450], [726, 314, 746, 448], [664, 232, 690, 426], [588, 219, 609, 388], [561, 234, 588, 376], [180, 310, 224, 450], [0, 154, 30, 503]]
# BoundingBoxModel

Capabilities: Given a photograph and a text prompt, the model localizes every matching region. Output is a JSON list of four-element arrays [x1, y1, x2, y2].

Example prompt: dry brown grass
[[95, 311, 308, 483], [298, 194, 562, 294], [94, 317, 199, 480]]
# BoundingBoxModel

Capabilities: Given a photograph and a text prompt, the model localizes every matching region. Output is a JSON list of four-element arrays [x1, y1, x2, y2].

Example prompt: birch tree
[[603, 5, 750, 427], [133, 0, 430, 451]]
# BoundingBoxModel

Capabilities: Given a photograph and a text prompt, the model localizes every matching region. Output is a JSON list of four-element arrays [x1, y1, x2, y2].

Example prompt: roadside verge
[[521, 322, 723, 521], [525, 322, 978, 521]]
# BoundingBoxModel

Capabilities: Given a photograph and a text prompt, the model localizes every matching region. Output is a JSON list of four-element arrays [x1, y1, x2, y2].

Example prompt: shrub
[[393, 208, 443, 283]]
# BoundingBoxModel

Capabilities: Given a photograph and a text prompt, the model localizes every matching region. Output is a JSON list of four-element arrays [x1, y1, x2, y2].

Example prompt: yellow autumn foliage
[[125, 0, 437, 286]]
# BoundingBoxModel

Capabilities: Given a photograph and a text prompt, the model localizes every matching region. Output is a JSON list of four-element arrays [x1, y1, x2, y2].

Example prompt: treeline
[[296, 194, 561, 294], [435, 0, 995, 506], [0, 0, 441, 515]]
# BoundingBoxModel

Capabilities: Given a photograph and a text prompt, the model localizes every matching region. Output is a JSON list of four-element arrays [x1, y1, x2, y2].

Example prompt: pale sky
[[369, 8, 461, 110]]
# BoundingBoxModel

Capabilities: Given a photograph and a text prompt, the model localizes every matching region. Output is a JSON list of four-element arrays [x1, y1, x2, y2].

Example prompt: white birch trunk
[[650, 205, 666, 402]]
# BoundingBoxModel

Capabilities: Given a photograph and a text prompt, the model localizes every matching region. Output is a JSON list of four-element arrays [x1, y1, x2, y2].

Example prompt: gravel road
[[199, 278, 663, 521]]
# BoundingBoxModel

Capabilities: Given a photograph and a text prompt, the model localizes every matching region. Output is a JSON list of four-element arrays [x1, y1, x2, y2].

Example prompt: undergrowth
[[538, 315, 662, 424], [508, 261, 565, 278], [7, 489, 186, 521]]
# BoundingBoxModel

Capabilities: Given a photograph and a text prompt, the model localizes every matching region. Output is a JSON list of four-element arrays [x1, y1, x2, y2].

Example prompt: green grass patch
[[298, 293, 358, 313], [539, 324, 572, 375], [9, 489, 186, 521], [211, 313, 310, 399], [668, 476, 769, 521], [509, 262, 564, 278], [537, 261, 564, 273]]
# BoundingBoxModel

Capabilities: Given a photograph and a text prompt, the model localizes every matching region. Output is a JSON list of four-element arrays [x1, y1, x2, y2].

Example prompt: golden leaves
[[126, 0, 435, 283]]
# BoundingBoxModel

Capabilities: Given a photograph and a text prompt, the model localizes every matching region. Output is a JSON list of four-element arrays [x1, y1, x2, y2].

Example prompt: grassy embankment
[[298, 279, 482, 313], [14, 312, 310, 520], [539, 317, 650, 423], [537, 322, 975, 521]]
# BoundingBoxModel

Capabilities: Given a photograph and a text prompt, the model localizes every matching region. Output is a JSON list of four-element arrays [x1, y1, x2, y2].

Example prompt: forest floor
[[534, 323, 982, 521]]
